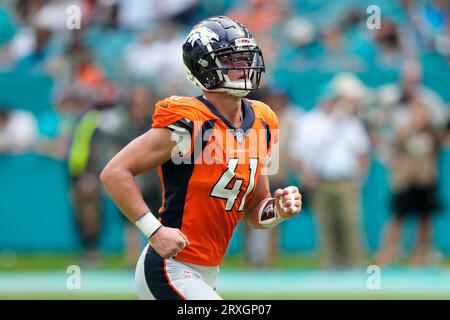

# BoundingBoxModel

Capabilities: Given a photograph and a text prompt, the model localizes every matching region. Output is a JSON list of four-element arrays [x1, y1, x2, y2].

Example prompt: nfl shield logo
[[236, 129, 244, 144]]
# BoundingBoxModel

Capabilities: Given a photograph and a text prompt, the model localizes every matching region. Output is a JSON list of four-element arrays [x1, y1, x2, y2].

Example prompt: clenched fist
[[149, 226, 190, 259], [274, 186, 302, 218]]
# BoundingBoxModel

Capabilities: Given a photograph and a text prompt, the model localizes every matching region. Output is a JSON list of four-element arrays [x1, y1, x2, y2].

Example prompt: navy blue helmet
[[182, 16, 265, 97]]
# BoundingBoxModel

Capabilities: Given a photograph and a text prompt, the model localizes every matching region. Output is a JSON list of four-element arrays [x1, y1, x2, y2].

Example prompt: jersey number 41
[[210, 158, 258, 212]]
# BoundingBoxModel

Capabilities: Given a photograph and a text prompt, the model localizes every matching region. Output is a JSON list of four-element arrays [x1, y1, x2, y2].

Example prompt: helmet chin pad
[[202, 86, 250, 98], [222, 78, 252, 97], [206, 79, 252, 97], [226, 88, 250, 97]]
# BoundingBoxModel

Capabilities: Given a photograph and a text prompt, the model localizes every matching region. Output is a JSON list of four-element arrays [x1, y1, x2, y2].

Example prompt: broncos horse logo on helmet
[[186, 26, 219, 47], [182, 16, 265, 98]]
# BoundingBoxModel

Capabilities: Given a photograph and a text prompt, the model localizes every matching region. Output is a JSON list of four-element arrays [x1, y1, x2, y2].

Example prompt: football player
[[100, 16, 302, 300]]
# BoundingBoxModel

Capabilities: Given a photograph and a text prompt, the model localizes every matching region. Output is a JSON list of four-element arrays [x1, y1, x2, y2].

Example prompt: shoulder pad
[[246, 99, 278, 124], [152, 96, 207, 129]]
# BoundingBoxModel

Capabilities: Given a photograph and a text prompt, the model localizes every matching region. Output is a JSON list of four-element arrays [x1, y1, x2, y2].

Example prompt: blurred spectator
[[290, 73, 371, 269], [67, 80, 120, 266], [32, 0, 68, 32], [116, 0, 201, 30], [121, 21, 189, 96], [371, 19, 416, 70], [68, 105, 103, 266], [36, 84, 92, 159], [276, 16, 320, 72], [158, 0, 201, 26], [375, 62, 446, 267], [15, 26, 53, 72], [5, 25, 44, 70], [317, 25, 365, 72], [121, 30, 161, 82], [227, 0, 288, 36], [3, 1, 66, 73], [117, 0, 160, 30], [73, 46, 106, 89], [80, 0, 120, 29], [367, 61, 447, 163], [403, 0, 450, 55], [227, 0, 287, 69], [0, 107, 38, 153], [376, 100, 442, 267], [14, 0, 45, 25]]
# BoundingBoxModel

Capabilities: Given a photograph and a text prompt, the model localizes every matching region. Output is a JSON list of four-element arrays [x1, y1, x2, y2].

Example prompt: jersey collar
[[196, 95, 255, 133]]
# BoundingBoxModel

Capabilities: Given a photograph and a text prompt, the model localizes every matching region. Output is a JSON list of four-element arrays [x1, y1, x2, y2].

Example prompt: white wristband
[[135, 212, 162, 239], [258, 198, 285, 228]]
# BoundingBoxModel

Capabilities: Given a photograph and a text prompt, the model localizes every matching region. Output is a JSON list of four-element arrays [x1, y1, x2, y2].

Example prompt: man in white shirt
[[0, 108, 38, 153], [290, 74, 371, 268]]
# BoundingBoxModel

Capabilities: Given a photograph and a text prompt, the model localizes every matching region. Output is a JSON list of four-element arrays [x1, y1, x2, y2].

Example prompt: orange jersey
[[152, 95, 279, 266]]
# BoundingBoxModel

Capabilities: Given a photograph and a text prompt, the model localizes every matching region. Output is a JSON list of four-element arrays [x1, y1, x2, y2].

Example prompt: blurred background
[[1, 0, 450, 299]]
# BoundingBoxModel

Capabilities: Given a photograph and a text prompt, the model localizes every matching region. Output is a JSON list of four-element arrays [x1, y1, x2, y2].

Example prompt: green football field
[[1, 254, 450, 300]]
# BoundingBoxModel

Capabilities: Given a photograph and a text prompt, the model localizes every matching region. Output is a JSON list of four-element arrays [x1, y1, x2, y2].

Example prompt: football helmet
[[182, 16, 265, 97]]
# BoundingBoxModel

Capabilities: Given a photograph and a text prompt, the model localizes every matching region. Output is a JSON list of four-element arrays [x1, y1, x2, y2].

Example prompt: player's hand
[[274, 186, 302, 218], [149, 226, 190, 259]]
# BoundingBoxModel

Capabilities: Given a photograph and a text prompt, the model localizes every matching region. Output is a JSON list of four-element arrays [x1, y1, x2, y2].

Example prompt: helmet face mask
[[214, 49, 264, 95], [183, 16, 265, 97]]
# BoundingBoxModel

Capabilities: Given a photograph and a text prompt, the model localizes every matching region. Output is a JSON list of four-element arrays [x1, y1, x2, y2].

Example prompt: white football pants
[[135, 244, 222, 300]]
